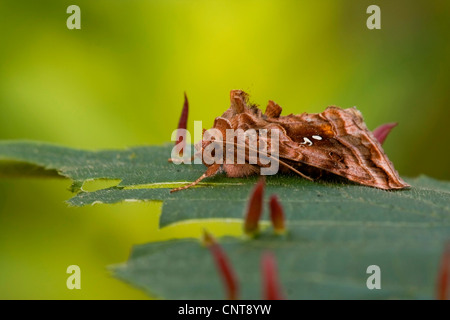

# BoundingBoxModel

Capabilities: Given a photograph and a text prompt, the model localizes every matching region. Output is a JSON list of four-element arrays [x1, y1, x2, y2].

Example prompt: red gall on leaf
[[372, 122, 397, 145], [203, 230, 239, 300], [262, 252, 284, 300], [244, 178, 265, 236], [269, 195, 286, 235], [175, 92, 189, 156], [436, 241, 450, 300]]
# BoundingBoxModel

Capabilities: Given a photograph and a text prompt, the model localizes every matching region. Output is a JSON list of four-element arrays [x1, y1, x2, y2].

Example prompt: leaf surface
[[1, 140, 449, 299]]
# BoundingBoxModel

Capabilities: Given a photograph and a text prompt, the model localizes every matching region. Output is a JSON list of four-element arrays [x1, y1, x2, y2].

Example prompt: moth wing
[[268, 107, 409, 190]]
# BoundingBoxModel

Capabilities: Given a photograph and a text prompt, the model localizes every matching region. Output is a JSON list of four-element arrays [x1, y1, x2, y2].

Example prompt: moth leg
[[170, 163, 221, 193]]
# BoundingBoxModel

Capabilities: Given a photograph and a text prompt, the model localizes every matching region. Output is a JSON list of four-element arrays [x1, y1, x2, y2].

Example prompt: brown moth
[[170, 90, 410, 192]]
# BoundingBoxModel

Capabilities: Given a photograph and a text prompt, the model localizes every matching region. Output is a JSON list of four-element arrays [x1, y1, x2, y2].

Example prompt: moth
[[170, 90, 410, 192]]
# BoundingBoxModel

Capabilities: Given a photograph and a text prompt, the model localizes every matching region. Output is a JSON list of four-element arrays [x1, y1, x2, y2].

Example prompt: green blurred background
[[0, 0, 449, 299]]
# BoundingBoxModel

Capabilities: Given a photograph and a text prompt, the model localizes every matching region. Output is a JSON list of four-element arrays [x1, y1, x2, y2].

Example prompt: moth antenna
[[170, 163, 221, 193], [276, 159, 314, 181], [269, 195, 286, 235]]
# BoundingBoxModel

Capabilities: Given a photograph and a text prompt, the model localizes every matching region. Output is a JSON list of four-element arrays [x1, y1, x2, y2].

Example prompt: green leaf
[[1, 140, 449, 299], [0, 140, 204, 185], [112, 226, 449, 299], [1, 141, 448, 228]]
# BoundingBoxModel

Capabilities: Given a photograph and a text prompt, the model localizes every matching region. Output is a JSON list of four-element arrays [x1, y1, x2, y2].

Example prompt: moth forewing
[[274, 106, 410, 190]]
